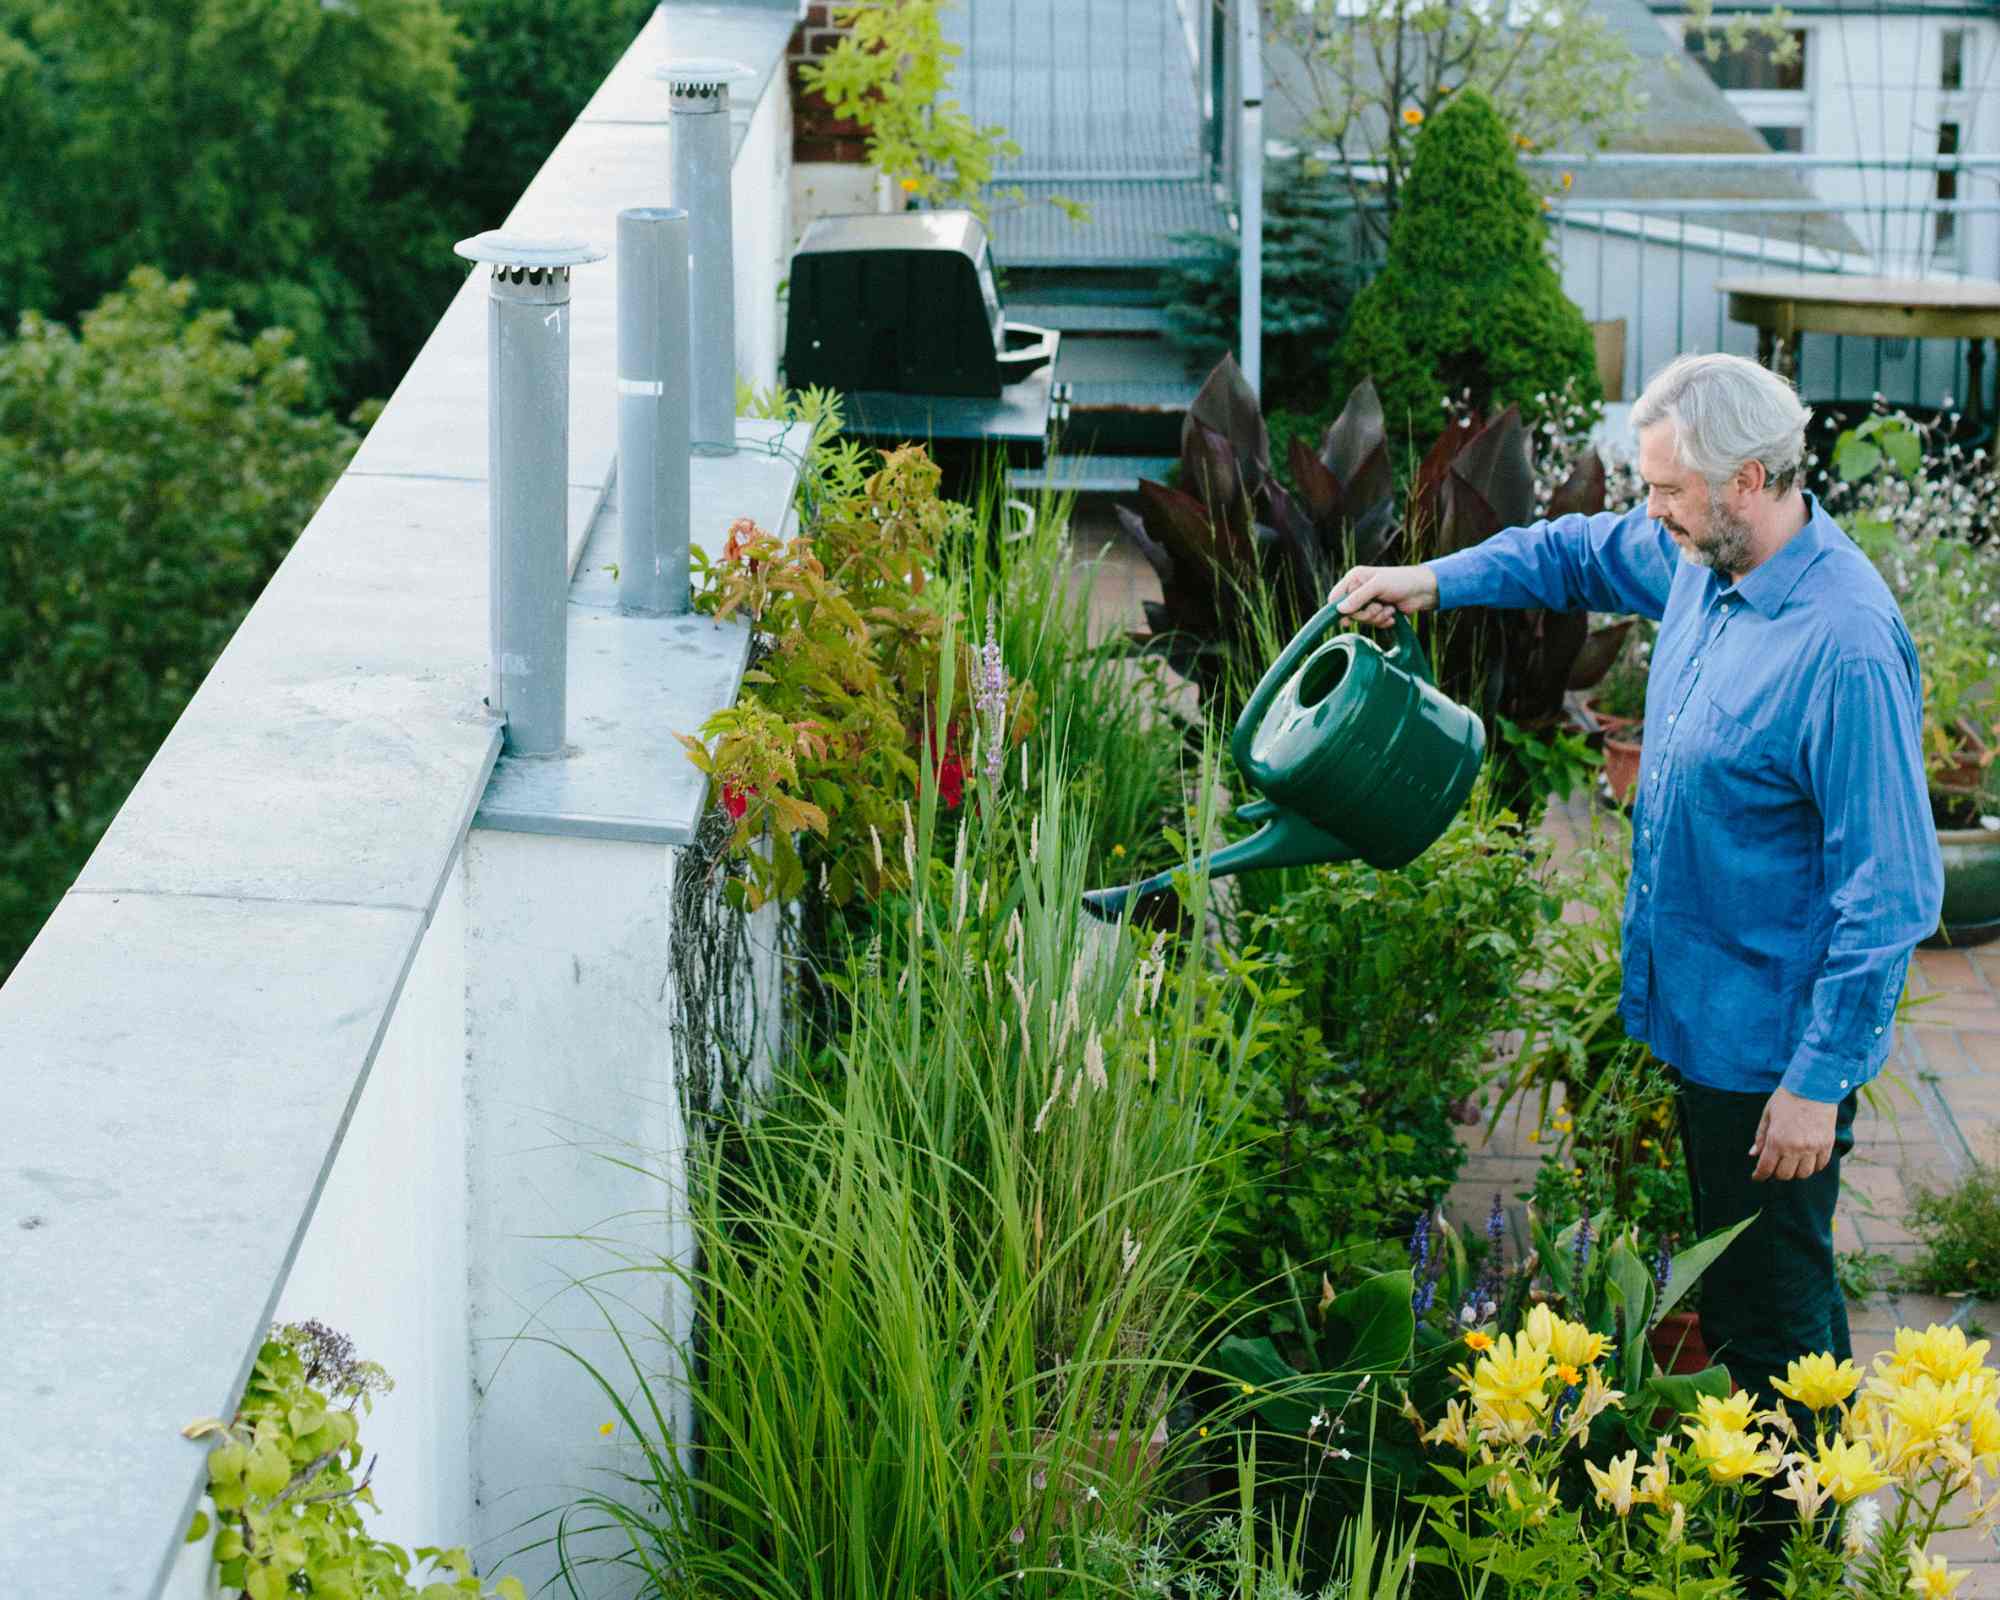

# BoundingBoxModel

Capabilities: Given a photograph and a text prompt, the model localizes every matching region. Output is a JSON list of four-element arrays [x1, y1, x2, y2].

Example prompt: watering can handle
[[1229, 605, 1432, 778]]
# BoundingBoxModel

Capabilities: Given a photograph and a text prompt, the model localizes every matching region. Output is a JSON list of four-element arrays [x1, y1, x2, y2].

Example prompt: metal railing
[[1322, 154, 2000, 409]]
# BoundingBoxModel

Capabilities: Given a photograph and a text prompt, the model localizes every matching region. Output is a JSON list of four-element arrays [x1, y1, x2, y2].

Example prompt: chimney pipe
[[453, 230, 606, 756], [658, 58, 754, 456], [617, 207, 694, 616]]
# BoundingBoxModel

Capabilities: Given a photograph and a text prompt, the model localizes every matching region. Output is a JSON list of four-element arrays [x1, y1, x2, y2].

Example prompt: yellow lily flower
[[1585, 1449, 1639, 1516], [1774, 1352, 1862, 1411]]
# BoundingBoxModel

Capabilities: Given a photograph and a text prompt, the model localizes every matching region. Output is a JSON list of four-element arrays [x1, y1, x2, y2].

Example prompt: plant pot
[[1648, 1311, 1709, 1377], [1601, 729, 1643, 807], [1581, 697, 1639, 739], [1922, 822, 2000, 948]]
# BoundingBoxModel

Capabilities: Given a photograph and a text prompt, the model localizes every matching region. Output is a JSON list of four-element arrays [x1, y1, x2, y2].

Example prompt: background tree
[[0, 0, 468, 405], [444, 0, 652, 234], [1332, 91, 1600, 437], [1261, 0, 1637, 242], [0, 270, 355, 976]]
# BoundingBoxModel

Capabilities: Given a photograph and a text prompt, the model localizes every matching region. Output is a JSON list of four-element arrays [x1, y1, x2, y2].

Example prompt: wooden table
[[1718, 273, 2000, 421]]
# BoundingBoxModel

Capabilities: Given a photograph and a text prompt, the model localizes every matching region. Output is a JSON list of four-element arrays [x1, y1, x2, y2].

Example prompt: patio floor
[[1072, 505, 2000, 1583]]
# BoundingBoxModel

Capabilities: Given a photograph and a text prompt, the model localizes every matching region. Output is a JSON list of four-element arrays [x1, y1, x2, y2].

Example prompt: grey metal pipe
[[454, 231, 605, 757], [659, 60, 753, 456], [617, 206, 692, 616]]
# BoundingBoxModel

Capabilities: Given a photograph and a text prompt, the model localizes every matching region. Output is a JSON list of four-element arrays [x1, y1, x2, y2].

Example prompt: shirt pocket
[[1685, 693, 1792, 819]]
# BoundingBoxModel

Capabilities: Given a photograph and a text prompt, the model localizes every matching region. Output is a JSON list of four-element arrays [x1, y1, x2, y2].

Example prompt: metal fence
[[1301, 155, 2000, 411]]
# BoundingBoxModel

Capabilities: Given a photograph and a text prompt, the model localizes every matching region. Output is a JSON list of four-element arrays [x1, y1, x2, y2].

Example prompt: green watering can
[[1082, 604, 1487, 921]]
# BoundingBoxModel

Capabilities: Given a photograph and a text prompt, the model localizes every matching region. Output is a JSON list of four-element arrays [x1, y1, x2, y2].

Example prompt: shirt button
[[1668, 712, 1677, 724], [1839, 1078, 1850, 1089], [1691, 658, 1700, 670], [1641, 883, 1650, 894], [1874, 1026, 1883, 1035]]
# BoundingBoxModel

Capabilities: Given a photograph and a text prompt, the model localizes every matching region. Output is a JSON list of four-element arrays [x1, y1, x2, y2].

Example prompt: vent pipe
[[658, 58, 754, 455], [453, 230, 606, 756], [617, 206, 693, 615]]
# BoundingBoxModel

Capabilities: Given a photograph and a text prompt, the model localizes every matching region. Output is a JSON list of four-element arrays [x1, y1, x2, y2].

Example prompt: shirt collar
[[1719, 492, 1834, 619]]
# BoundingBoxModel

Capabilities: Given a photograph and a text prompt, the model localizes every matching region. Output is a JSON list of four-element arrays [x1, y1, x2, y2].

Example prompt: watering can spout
[[1080, 802, 1354, 923]]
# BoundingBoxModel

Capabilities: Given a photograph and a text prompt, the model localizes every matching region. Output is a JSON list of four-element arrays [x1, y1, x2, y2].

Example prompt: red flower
[[721, 781, 750, 820], [936, 751, 965, 810]]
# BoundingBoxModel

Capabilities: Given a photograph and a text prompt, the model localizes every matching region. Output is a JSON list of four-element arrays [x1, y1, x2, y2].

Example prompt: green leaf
[[1644, 1364, 1732, 1416], [1831, 432, 1881, 483], [1323, 1268, 1417, 1373], [245, 1440, 291, 1499], [183, 1509, 209, 1544], [1879, 423, 1922, 478], [1653, 1213, 1755, 1324]]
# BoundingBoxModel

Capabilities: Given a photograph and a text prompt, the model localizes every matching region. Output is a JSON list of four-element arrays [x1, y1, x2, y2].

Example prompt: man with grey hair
[[1331, 352, 1941, 1585]]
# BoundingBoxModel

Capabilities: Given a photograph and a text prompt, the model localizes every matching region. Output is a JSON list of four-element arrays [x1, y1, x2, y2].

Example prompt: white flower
[[1844, 1494, 1883, 1557]]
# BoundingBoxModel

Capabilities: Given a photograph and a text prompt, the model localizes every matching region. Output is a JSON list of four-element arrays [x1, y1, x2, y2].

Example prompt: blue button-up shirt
[[1430, 493, 1943, 1102]]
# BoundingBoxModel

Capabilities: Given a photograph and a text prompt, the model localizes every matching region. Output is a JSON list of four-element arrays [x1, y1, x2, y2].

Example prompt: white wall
[[462, 827, 691, 1594], [273, 856, 474, 1555]]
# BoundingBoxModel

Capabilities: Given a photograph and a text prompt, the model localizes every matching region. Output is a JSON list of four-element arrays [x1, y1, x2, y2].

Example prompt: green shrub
[[186, 1321, 520, 1599], [1904, 1152, 2000, 1301], [1332, 91, 1600, 442], [1215, 781, 1557, 1304], [0, 270, 355, 977]]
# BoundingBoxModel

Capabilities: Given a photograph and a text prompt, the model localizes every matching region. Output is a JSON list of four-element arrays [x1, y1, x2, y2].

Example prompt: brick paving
[[1072, 505, 2000, 1587]]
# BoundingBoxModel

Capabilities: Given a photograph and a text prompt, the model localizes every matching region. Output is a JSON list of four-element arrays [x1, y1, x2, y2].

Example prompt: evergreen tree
[[1333, 91, 1600, 440]]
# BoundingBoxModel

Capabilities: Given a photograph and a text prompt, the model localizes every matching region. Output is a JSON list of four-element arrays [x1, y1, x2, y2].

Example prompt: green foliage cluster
[[1333, 91, 1600, 440], [1161, 152, 1358, 415], [0, 0, 647, 405], [1216, 784, 1558, 1303], [681, 441, 1031, 911], [0, 269, 355, 977], [1904, 1152, 2000, 1301], [185, 1321, 521, 1600]]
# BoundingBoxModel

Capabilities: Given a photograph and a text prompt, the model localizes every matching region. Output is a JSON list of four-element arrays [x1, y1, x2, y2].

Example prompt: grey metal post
[[454, 231, 606, 757], [617, 207, 693, 615], [658, 59, 753, 456]]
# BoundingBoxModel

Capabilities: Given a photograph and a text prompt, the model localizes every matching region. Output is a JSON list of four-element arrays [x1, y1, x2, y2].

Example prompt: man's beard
[[1666, 486, 1756, 576]]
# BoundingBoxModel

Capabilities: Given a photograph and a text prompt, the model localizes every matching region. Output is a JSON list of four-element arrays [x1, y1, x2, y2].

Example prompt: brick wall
[[788, 1, 882, 163]]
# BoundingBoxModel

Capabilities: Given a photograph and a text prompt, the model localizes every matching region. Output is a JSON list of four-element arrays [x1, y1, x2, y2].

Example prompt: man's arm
[[1777, 650, 1945, 1104], [1331, 504, 1678, 624]]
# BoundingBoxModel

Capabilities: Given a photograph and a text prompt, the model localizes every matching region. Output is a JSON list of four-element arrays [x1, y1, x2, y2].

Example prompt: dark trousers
[[1673, 1071, 1859, 1591]]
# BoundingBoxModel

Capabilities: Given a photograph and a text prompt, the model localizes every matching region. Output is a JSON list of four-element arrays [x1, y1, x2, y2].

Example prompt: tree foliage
[[0, 270, 355, 976], [1333, 91, 1600, 437], [0, 0, 468, 404], [445, 0, 651, 233], [1263, 0, 1637, 240]]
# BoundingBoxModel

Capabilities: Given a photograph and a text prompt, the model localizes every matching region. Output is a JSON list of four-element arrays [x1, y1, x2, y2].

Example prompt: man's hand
[[1750, 1088, 1839, 1182], [1327, 564, 1440, 628]]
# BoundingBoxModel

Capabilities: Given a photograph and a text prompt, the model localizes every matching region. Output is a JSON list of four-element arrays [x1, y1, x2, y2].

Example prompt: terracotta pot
[[1923, 823, 2000, 948], [1582, 697, 1639, 739], [1602, 729, 1643, 807], [1648, 1310, 1709, 1376]]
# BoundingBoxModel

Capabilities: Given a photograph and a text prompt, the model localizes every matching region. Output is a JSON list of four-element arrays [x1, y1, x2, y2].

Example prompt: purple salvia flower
[[1653, 1241, 1673, 1296], [1486, 1193, 1505, 1247], [1572, 1216, 1594, 1283]]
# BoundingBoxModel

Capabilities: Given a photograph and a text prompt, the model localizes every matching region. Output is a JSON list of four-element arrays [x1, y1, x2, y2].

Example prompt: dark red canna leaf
[[1566, 620, 1633, 692], [1449, 407, 1536, 530], [1546, 448, 1608, 521], [1185, 354, 1270, 495], [1320, 379, 1392, 510]]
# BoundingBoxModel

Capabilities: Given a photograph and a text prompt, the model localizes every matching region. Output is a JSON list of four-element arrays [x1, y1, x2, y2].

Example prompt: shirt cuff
[[1780, 1040, 1877, 1103]]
